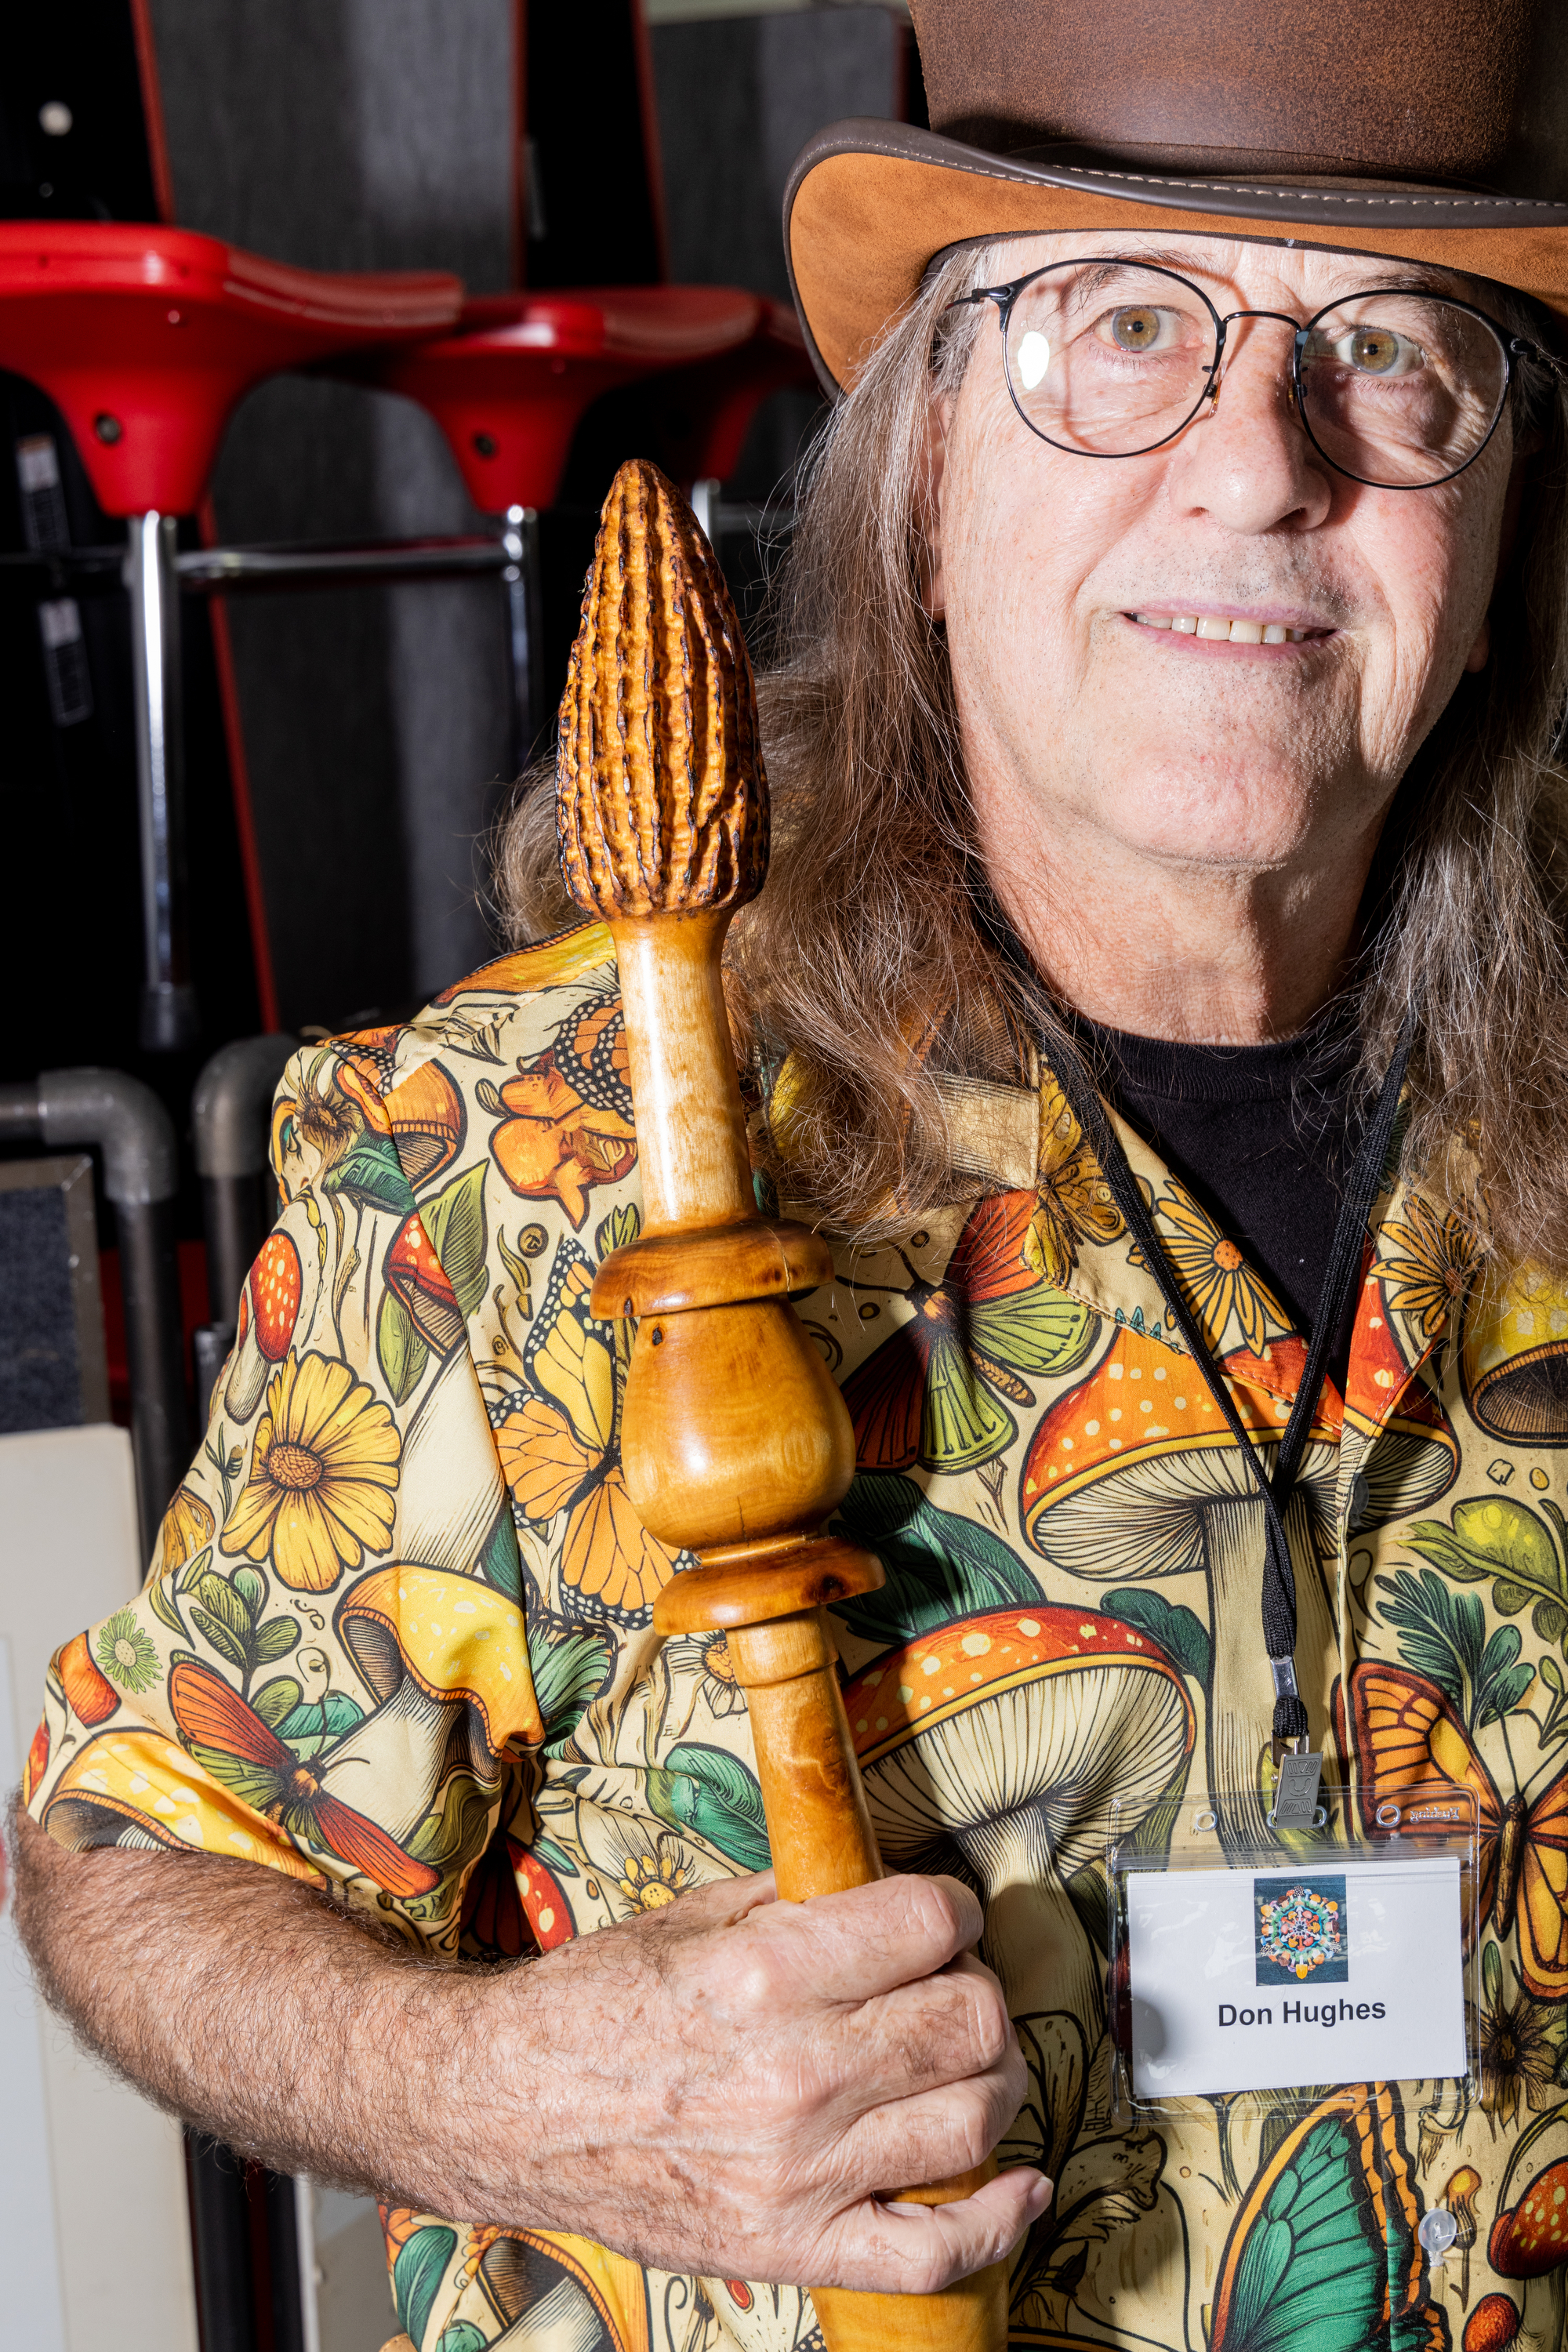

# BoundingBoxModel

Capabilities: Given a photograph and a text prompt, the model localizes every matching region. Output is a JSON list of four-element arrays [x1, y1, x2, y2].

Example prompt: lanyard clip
[[1269, 1740, 1325, 1829]]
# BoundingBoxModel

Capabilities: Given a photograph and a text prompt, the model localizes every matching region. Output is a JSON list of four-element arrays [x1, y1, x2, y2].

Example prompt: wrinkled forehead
[[933, 228, 1488, 312]]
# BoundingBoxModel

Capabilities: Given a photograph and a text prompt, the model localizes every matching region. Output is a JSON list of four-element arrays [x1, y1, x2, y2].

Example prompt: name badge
[[1108, 1780, 1480, 2119], [1123, 1855, 1465, 2097]]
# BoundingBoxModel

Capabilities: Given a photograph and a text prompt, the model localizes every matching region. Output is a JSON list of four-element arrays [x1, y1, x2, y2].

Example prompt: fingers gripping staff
[[555, 459, 1011, 2352]]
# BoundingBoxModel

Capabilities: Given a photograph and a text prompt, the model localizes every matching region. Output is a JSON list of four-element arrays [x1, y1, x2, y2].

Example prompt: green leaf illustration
[[407, 1773, 496, 1870], [231, 1567, 267, 1621], [323, 1132, 416, 1218], [392, 2225, 456, 2350], [479, 1504, 522, 1604], [422, 1164, 489, 1317], [437, 2327, 488, 2352], [528, 1621, 613, 1754], [190, 1608, 250, 1670], [377, 1287, 430, 1405], [1103, 1588, 1213, 1686], [253, 1678, 301, 1730], [830, 1472, 1037, 1645], [255, 1616, 300, 1664], [649, 1740, 771, 1871], [594, 1201, 641, 1261], [278, 1690, 365, 1760], [147, 1571, 187, 1641], [528, 1831, 579, 1880], [195, 1572, 252, 1643]]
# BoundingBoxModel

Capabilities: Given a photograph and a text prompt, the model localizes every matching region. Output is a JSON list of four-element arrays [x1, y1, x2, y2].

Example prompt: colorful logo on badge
[[1254, 1872, 1348, 1986]]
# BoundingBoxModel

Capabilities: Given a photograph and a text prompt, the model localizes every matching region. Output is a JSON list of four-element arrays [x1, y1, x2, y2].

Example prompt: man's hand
[[10, 1809, 1047, 2292]]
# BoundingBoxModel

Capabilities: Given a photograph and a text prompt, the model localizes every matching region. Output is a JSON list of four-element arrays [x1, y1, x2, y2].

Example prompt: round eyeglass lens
[[1298, 293, 1509, 486], [1002, 261, 1220, 456]]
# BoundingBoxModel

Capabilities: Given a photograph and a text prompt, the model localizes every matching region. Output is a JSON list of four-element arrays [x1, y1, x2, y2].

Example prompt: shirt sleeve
[[24, 1040, 544, 1950]]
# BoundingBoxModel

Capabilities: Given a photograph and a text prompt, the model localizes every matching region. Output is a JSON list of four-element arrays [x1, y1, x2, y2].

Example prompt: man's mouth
[[1128, 610, 1331, 644]]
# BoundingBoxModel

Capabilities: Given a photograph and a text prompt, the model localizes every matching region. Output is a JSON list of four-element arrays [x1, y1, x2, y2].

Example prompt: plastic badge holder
[[1105, 1781, 1482, 2124]]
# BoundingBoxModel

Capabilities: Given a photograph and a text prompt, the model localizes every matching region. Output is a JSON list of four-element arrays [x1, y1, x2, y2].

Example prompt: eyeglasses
[[950, 258, 1568, 489]]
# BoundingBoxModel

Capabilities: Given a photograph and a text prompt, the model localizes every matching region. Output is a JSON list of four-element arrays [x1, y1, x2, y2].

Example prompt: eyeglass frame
[[948, 257, 1568, 490]]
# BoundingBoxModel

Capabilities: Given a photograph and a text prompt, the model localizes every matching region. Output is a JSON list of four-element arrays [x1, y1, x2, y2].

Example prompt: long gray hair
[[496, 245, 1568, 1269]]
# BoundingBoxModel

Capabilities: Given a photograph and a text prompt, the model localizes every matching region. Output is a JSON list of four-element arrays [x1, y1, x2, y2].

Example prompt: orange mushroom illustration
[[1482, 2156, 1568, 2352], [481, 998, 637, 1230], [322, 1566, 543, 1846], [842, 1603, 1193, 2024], [53, 1628, 118, 1726], [345, 1054, 472, 1185], [1343, 1277, 1461, 1522], [1022, 1327, 1338, 1851], [225, 1230, 303, 1424], [385, 1212, 468, 1356], [39, 1723, 325, 1882], [1463, 1259, 1568, 1444]]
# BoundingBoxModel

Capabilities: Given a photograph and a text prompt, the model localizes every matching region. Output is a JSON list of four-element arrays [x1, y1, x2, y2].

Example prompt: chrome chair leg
[[500, 503, 542, 777], [128, 512, 198, 1052]]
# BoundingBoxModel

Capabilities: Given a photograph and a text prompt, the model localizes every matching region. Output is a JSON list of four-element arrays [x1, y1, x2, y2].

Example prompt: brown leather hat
[[786, 0, 1568, 390]]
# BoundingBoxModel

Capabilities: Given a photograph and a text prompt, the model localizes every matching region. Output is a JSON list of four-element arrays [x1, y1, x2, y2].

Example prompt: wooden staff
[[555, 460, 1007, 2352]]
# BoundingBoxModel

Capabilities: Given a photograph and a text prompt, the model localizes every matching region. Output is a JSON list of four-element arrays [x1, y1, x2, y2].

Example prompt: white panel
[[0, 1629, 69, 2351], [0, 1424, 200, 2352], [313, 2184, 397, 2352]]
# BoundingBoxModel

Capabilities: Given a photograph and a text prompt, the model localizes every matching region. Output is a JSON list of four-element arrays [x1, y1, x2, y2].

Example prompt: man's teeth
[[1134, 613, 1311, 643]]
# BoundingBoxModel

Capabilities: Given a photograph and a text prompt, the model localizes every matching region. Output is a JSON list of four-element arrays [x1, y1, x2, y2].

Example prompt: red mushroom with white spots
[[385, 1211, 466, 1357], [225, 1231, 303, 1424], [1474, 2159, 1568, 2352], [1021, 1327, 1339, 1852], [842, 1603, 1193, 2028]]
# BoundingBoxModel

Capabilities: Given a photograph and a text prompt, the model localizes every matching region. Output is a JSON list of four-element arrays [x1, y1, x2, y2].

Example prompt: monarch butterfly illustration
[[1338, 1658, 1568, 1998], [495, 1234, 681, 1624]]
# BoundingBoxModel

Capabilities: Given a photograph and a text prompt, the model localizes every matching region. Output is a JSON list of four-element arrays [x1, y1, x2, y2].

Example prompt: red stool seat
[[645, 298, 822, 489], [0, 223, 464, 516], [368, 285, 760, 514]]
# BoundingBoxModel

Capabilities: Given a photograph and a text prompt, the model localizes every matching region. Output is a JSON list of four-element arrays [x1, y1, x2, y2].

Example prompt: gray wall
[[150, 0, 515, 1025]]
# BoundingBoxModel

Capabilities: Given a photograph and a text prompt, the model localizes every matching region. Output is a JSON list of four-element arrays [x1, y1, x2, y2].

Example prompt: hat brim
[[786, 120, 1568, 394]]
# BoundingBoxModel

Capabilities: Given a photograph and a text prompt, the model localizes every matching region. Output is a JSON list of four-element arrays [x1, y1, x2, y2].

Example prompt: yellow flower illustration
[[222, 1352, 400, 1592], [1027, 1080, 1123, 1284], [1381, 1192, 1483, 1340], [1157, 1182, 1286, 1354], [615, 1832, 693, 1914]]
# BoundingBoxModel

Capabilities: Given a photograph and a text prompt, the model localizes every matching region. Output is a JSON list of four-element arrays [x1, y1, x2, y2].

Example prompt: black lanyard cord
[[980, 899, 1415, 1747]]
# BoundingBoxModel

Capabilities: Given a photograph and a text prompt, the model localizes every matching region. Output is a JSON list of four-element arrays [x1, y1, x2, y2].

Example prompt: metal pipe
[[0, 1069, 188, 1555], [176, 535, 510, 590], [192, 1034, 297, 1319], [128, 513, 198, 1053], [500, 505, 542, 775]]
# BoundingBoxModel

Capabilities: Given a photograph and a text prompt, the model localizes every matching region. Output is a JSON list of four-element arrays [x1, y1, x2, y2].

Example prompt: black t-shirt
[[1075, 1015, 1362, 1372]]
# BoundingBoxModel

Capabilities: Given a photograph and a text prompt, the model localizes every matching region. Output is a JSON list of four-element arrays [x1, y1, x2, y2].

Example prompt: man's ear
[[918, 395, 951, 619], [1467, 441, 1534, 672]]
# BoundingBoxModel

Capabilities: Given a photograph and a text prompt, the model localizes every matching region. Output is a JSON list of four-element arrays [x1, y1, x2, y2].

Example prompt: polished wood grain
[[557, 460, 1003, 2352]]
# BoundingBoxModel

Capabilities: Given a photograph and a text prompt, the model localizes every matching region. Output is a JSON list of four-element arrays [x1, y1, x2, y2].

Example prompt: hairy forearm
[[10, 1804, 1044, 2289], [9, 1805, 520, 2220]]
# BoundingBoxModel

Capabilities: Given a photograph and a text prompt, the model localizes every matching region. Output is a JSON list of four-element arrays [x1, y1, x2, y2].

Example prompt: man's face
[[931, 235, 1519, 887]]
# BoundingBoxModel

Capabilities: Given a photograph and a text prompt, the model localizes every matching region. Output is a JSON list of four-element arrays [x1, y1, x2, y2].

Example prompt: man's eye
[[1109, 306, 1164, 352], [1330, 327, 1423, 376]]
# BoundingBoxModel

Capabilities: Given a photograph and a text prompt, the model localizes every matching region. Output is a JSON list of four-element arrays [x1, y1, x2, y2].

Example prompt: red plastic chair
[[0, 223, 463, 1051], [366, 286, 820, 766]]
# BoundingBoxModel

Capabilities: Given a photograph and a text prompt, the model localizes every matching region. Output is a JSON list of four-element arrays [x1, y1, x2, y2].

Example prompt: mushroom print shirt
[[24, 921, 1568, 2352]]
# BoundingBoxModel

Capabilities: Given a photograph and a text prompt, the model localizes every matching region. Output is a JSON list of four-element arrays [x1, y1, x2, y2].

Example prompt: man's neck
[[978, 794, 1379, 1047]]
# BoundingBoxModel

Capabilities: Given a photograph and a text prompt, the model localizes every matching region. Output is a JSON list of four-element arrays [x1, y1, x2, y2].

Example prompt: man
[[15, 2, 1568, 2347]]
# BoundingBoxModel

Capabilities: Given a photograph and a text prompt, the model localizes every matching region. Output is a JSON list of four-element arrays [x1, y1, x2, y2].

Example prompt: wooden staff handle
[[560, 463, 1008, 2352]]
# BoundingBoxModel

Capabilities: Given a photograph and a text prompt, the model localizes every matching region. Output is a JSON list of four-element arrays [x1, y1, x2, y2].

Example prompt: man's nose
[[1167, 313, 1334, 535]]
